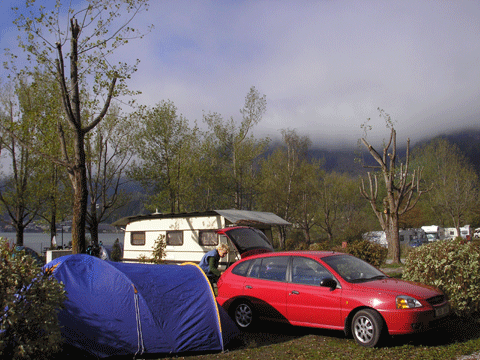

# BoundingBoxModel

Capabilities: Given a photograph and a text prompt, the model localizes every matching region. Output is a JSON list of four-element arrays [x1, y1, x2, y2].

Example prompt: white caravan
[[114, 209, 290, 267], [421, 225, 445, 242], [363, 228, 426, 247], [444, 225, 471, 239]]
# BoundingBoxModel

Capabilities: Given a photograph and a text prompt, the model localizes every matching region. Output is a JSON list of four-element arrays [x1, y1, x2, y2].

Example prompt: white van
[[114, 209, 290, 267]]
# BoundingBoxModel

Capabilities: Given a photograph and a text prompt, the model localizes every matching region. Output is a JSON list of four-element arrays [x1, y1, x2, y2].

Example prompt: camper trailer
[[421, 225, 445, 242], [114, 209, 290, 267], [444, 225, 471, 239]]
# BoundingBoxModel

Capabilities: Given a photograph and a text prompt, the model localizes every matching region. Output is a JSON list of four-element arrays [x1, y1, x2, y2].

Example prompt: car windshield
[[222, 227, 274, 253], [322, 254, 387, 283]]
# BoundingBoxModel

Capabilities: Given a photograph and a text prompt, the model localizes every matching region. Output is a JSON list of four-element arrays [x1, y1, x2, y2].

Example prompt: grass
[[150, 316, 480, 360]]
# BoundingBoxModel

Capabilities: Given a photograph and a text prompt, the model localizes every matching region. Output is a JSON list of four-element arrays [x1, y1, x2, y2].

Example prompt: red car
[[216, 251, 450, 347]]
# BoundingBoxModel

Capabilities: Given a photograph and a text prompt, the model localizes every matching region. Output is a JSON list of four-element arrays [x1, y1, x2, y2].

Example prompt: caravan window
[[199, 230, 218, 246], [131, 232, 146, 246], [166, 231, 183, 246]]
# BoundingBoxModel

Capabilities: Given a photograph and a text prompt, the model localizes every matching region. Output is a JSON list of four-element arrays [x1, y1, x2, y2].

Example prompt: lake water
[[1, 232, 125, 254]]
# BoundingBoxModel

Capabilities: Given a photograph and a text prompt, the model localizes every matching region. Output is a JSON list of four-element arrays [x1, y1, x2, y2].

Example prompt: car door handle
[[245, 285, 252, 289], [289, 290, 299, 295]]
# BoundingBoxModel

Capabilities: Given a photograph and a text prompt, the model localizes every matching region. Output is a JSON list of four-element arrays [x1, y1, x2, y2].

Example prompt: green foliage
[[137, 235, 166, 264], [110, 238, 122, 262], [0, 238, 66, 359], [151, 235, 167, 264], [336, 240, 388, 268], [403, 239, 480, 317]]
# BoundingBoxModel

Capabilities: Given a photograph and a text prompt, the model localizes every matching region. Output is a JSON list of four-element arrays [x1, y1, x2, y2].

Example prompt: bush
[[336, 240, 388, 268], [0, 238, 66, 359], [151, 235, 166, 264], [110, 238, 122, 262], [403, 239, 480, 317], [137, 235, 166, 264]]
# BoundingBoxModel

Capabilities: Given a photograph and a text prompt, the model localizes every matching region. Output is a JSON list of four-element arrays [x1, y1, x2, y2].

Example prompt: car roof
[[237, 250, 345, 261]]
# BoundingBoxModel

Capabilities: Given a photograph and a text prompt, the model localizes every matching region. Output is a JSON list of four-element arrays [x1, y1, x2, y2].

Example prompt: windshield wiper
[[350, 275, 388, 283]]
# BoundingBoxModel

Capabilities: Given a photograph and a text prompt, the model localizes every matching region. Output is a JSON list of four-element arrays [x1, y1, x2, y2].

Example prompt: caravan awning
[[111, 209, 290, 227], [214, 209, 290, 226]]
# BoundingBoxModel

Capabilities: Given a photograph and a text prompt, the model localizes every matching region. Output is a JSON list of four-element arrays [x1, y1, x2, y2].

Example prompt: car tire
[[232, 301, 255, 330], [351, 309, 384, 347]]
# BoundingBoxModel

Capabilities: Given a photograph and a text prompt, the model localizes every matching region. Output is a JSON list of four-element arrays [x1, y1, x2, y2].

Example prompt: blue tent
[[45, 254, 238, 358]]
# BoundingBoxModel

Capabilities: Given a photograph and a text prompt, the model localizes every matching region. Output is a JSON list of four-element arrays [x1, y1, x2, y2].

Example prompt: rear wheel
[[351, 309, 384, 347], [232, 301, 255, 329]]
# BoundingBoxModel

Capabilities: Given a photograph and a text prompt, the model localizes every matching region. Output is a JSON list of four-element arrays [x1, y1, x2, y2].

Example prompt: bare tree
[[85, 105, 134, 245], [360, 110, 426, 263]]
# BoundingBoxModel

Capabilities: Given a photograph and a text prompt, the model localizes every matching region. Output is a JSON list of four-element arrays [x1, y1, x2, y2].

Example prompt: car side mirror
[[320, 278, 337, 290]]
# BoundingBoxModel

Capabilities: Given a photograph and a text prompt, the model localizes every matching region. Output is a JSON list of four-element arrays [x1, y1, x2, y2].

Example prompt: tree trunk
[[71, 140, 87, 254], [15, 223, 25, 247], [386, 214, 401, 263]]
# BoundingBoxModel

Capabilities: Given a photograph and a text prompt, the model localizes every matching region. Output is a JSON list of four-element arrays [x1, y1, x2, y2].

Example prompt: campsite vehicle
[[408, 238, 427, 248], [474, 228, 480, 239], [363, 228, 425, 247], [216, 251, 450, 348], [444, 225, 471, 240], [114, 210, 289, 266], [421, 225, 445, 242]]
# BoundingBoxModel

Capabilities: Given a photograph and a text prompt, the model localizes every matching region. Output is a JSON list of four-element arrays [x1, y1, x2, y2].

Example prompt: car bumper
[[381, 304, 450, 335]]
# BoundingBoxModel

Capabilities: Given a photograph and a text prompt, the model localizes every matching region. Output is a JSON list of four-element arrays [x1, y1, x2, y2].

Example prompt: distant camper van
[[114, 209, 290, 268]]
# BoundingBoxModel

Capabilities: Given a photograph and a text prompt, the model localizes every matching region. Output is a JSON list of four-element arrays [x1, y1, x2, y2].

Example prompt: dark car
[[408, 238, 428, 248], [216, 251, 450, 347], [15, 246, 45, 266]]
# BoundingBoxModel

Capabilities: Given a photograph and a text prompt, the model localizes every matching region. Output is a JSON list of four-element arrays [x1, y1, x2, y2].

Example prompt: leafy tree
[[7, 0, 151, 254], [360, 110, 426, 264], [128, 101, 200, 213], [258, 129, 312, 249], [0, 79, 51, 246], [204, 86, 269, 209], [412, 138, 479, 234], [317, 172, 370, 245]]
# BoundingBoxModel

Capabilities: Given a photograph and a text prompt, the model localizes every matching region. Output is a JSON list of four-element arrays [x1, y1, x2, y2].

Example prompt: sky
[[1, 0, 480, 149]]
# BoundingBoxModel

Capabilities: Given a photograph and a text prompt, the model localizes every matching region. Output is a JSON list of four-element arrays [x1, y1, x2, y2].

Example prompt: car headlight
[[396, 296, 423, 309]]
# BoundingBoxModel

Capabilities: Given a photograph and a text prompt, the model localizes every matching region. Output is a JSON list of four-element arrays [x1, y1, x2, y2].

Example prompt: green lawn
[[154, 315, 480, 360]]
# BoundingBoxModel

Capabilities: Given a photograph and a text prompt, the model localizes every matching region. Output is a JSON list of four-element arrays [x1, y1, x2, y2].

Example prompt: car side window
[[231, 259, 252, 277], [258, 256, 288, 282], [292, 257, 332, 286]]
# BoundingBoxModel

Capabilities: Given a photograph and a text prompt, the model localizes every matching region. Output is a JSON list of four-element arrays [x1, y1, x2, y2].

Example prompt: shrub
[[403, 239, 480, 317], [337, 239, 388, 268], [110, 238, 122, 262], [151, 235, 167, 264], [137, 235, 166, 264], [0, 238, 66, 359]]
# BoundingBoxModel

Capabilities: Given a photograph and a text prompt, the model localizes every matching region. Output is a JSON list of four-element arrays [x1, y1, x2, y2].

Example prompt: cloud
[[2, 0, 480, 148]]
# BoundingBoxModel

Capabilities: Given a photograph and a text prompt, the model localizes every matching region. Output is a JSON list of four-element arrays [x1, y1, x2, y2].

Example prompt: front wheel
[[232, 301, 255, 330], [351, 309, 384, 347]]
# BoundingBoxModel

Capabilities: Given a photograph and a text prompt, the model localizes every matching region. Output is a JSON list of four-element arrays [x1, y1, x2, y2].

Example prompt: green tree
[[360, 110, 426, 264], [7, 0, 151, 254], [412, 138, 479, 234], [0, 79, 51, 246], [204, 86, 269, 209], [258, 129, 312, 249], [128, 101, 200, 213], [317, 172, 370, 245]]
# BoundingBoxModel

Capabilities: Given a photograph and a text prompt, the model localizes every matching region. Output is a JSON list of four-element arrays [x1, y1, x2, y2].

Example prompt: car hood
[[353, 278, 442, 299]]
